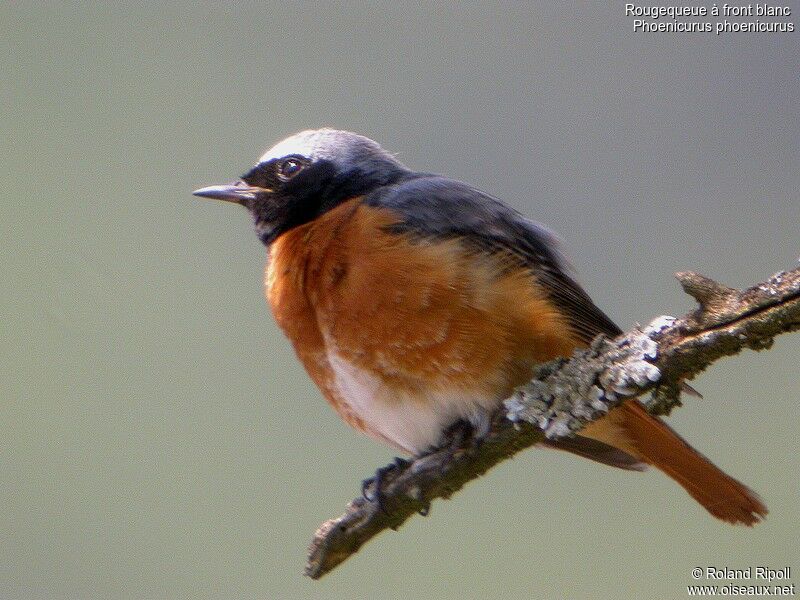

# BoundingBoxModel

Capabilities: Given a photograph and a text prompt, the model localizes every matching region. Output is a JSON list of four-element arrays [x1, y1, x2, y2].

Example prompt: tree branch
[[305, 267, 800, 579]]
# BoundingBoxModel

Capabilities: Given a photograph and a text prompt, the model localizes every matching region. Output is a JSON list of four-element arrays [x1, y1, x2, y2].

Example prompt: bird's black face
[[193, 129, 410, 246], [238, 153, 337, 244]]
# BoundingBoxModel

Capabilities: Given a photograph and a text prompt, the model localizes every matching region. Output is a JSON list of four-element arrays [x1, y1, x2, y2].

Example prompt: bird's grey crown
[[257, 128, 405, 172]]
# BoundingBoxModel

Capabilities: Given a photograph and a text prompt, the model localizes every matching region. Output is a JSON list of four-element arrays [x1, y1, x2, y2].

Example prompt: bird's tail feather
[[616, 401, 767, 525]]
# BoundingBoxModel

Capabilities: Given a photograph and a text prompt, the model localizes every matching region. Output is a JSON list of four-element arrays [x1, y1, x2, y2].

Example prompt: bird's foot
[[443, 418, 473, 452], [443, 410, 491, 454], [361, 456, 410, 513]]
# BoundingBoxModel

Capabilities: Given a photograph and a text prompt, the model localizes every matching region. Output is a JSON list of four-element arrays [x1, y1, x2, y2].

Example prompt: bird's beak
[[192, 181, 267, 204]]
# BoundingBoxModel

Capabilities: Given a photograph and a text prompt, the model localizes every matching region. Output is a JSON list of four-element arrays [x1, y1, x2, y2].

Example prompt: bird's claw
[[361, 456, 410, 513]]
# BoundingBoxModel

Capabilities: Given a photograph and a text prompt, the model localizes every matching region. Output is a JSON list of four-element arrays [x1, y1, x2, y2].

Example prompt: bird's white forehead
[[256, 128, 396, 167], [258, 129, 330, 163]]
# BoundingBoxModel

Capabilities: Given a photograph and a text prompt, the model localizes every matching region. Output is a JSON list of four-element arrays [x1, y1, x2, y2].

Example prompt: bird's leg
[[443, 409, 492, 454], [443, 418, 473, 451], [468, 408, 492, 449]]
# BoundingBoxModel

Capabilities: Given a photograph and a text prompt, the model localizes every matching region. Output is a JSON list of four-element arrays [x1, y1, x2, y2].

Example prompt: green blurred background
[[3, 3, 798, 599]]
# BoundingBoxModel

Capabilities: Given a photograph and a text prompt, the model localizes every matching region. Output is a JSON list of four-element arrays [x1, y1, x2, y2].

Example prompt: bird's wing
[[367, 175, 622, 344]]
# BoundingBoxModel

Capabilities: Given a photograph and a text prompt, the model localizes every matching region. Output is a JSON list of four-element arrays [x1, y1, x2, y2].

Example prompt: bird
[[193, 128, 766, 525]]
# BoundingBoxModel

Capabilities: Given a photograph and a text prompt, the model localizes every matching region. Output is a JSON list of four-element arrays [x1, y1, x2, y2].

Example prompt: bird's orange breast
[[265, 198, 581, 452]]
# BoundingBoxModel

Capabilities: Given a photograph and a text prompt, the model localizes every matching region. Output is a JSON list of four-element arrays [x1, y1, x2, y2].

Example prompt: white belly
[[327, 351, 496, 455]]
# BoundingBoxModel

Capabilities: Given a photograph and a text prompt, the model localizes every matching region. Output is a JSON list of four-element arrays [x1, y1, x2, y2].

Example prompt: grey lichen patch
[[644, 315, 676, 335], [504, 329, 661, 440], [759, 271, 786, 296], [406, 485, 423, 502]]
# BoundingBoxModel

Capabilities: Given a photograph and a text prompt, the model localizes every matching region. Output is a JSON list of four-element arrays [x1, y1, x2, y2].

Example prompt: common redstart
[[194, 128, 765, 525]]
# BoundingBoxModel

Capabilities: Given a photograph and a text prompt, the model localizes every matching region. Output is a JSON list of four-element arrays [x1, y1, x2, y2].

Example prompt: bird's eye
[[277, 157, 305, 180]]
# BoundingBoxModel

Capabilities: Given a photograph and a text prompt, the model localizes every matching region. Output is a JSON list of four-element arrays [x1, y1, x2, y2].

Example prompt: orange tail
[[584, 401, 767, 525]]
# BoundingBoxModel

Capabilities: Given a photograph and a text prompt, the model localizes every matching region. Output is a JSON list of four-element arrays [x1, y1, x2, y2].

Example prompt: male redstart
[[194, 128, 765, 525]]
